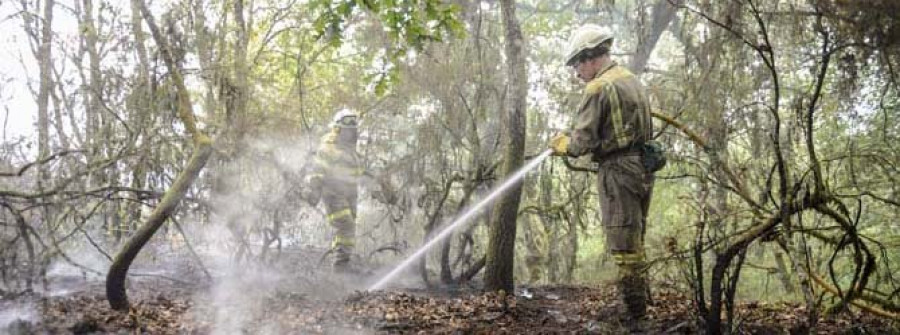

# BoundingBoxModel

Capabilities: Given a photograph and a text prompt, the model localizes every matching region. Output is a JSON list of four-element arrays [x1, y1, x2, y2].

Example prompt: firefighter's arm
[[304, 153, 326, 206], [566, 90, 605, 157]]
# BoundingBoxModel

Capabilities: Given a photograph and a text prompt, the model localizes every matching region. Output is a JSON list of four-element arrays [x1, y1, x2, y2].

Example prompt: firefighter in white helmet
[[306, 108, 363, 272], [549, 24, 657, 332]]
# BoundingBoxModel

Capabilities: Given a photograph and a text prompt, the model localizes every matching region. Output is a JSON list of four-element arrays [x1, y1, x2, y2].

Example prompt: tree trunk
[[442, 178, 479, 284], [630, 0, 682, 74], [484, 0, 527, 293], [216, 0, 252, 260], [191, 0, 217, 117], [80, 0, 121, 238], [107, 0, 214, 310], [36, 0, 55, 184], [106, 144, 212, 310], [420, 175, 458, 287], [439, 236, 453, 284], [523, 213, 542, 283], [82, 0, 103, 159], [232, 0, 249, 129], [564, 202, 579, 283], [537, 171, 559, 283], [564, 172, 588, 283], [127, 0, 152, 238]]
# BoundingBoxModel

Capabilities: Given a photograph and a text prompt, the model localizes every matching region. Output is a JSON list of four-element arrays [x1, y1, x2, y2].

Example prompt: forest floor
[[1, 247, 897, 334], [3, 278, 897, 334]]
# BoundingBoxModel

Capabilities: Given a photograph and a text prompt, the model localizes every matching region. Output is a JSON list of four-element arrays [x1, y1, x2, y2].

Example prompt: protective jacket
[[567, 61, 653, 160]]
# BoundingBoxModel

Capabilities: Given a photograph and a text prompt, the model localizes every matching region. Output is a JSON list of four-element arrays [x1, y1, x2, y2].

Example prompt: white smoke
[[186, 133, 376, 332], [0, 301, 37, 332]]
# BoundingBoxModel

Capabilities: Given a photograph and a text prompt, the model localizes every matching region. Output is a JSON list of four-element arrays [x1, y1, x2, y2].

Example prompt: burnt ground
[[0, 245, 896, 334], [2, 279, 897, 334]]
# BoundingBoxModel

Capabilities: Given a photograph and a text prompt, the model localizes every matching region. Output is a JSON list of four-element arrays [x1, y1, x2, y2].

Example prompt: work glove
[[548, 133, 571, 156]]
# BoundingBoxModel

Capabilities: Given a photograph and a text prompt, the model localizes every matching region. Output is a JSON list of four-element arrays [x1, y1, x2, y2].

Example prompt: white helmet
[[331, 108, 359, 128], [564, 24, 614, 66]]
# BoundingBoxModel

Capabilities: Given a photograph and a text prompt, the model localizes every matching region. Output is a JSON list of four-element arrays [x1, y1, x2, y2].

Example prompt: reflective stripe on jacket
[[568, 62, 653, 160], [309, 132, 363, 184]]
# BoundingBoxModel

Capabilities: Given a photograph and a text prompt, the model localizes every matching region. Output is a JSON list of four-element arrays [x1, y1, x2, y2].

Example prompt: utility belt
[[592, 146, 643, 165], [591, 141, 668, 173]]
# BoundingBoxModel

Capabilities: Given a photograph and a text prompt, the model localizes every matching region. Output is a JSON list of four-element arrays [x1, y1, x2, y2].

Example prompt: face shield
[[334, 115, 359, 128]]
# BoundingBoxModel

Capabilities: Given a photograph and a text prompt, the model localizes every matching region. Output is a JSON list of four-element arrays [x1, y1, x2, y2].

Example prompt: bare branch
[[0, 149, 84, 177]]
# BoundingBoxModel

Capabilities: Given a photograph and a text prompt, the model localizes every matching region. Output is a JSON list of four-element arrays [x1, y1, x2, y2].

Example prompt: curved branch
[[0, 150, 85, 177], [106, 0, 214, 311], [805, 12, 830, 194], [106, 143, 213, 310], [0, 158, 118, 199], [456, 255, 486, 284], [809, 272, 900, 320], [814, 202, 876, 312]]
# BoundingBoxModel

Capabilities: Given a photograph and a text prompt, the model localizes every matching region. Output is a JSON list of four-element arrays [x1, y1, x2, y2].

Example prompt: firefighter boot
[[332, 245, 353, 273], [617, 266, 649, 334]]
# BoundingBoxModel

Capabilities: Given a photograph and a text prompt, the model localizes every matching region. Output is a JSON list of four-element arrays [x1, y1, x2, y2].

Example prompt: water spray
[[368, 149, 554, 291]]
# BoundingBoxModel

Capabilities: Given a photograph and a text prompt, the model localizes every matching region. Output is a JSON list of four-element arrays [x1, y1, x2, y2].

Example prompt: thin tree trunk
[[107, 0, 214, 310], [439, 236, 453, 284], [442, 179, 479, 284], [630, 0, 682, 74], [191, 0, 217, 118], [780, 237, 817, 333], [537, 171, 558, 283], [564, 173, 586, 283], [458, 256, 486, 284], [36, 0, 55, 184], [232, 0, 249, 128], [131, 0, 151, 89], [216, 0, 252, 260], [485, 0, 527, 293], [51, 94, 69, 150], [82, 0, 121, 238], [106, 144, 212, 310], [3, 205, 35, 291], [34, 1, 56, 287], [523, 213, 542, 283], [82, 0, 103, 156], [771, 249, 795, 294]]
